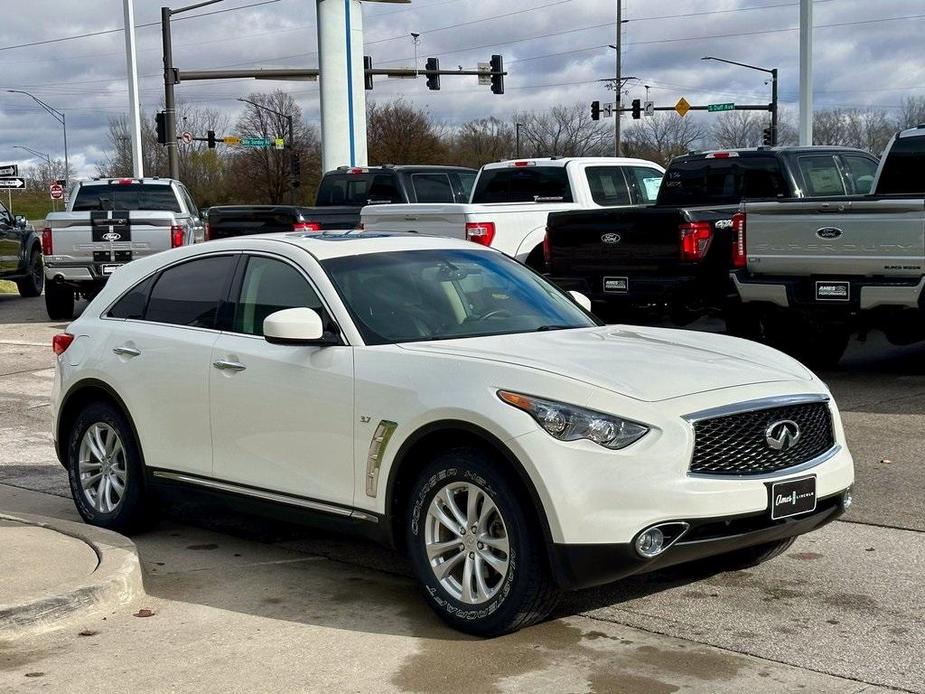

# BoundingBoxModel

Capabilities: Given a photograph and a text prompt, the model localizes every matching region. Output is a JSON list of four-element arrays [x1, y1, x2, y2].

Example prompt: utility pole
[[799, 0, 813, 145], [515, 122, 523, 158], [124, 0, 144, 178], [614, 0, 622, 156], [771, 67, 778, 145]]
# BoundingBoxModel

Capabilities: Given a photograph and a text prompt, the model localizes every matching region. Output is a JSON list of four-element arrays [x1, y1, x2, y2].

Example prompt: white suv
[[51, 231, 854, 636]]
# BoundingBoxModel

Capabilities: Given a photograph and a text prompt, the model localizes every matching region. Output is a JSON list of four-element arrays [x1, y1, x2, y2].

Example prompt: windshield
[[71, 184, 181, 212], [323, 249, 597, 345]]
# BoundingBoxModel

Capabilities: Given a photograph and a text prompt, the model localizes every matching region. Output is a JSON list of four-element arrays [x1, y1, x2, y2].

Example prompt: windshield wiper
[[535, 324, 573, 332]]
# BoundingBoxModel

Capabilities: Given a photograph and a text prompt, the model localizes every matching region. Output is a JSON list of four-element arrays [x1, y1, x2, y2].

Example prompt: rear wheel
[[16, 249, 44, 297], [406, 447, 559, 636], [764, 315, 849, 369], [45, 282, 75, 320], [524, 246, 545, 272]]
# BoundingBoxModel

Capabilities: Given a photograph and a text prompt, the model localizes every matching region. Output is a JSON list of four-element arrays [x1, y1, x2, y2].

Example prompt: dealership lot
[[1, 293, 923, 692]]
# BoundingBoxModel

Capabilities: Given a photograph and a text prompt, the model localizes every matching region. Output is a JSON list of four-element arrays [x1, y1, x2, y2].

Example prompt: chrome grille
[[690, 401, 834, 475]]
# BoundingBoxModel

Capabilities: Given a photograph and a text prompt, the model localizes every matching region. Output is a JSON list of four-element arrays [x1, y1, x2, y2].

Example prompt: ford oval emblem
[[816, 227, 842, 240], [102, 232, 122, 242], [601, 233, 621, 245]]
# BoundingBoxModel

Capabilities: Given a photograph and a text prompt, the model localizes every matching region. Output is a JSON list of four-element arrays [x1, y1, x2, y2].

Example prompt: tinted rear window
[[657, 157, 789, 206], [145, 255, 235, 328], [72, 184, 181, 212], [315, 173, 403, 206], [208, 208, 297, 237], [876, 135, 925, 195], [472, 167, 573, 203]]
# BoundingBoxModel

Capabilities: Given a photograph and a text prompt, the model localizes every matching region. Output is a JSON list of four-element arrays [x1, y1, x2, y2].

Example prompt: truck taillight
[[293, 222, 322, 232], [52, 333, 74, 356], [465, 222, 495, 246], [41, 227, 53, 255], [732, 211, 747, 268], [204, 223, 212, 241], [170, 225, 185, 248], [543, 228, 551, 266], [679, 221, 712, 262]]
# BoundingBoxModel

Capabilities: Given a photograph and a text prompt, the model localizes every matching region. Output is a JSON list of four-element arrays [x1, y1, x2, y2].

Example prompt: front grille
[[690, 401, 834, 475]]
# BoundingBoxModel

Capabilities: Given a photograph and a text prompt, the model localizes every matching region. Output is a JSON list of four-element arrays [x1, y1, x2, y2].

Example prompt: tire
[[405, 447, 559, 636], [724, 304, 762, 341], [16, 249, 44, 298], [524, 246, 546, 272], [764, 316, 849, 369], [712, 537, 797, 571], [45, 282, 75, 320], [66, 401, 156, 533]]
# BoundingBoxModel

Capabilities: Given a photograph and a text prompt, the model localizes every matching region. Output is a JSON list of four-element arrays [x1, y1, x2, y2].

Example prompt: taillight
[[543, 228, 551, 265], [679, 221, 712, 262], [52, 333, 74, 356], [204, 223, 212, 241], [293, 222, 322, 232], [732, 211, 747, 268], [41, 227, 53, 255], [465, 221, 496, 246], [170, 225, 184, 248]]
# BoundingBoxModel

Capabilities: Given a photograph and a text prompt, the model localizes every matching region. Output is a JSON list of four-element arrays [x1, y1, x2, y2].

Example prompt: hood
[[398, 325, 812, 402]]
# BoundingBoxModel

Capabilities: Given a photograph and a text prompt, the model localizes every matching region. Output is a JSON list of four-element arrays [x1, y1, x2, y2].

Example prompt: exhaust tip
[[634, 521, 690, 559]]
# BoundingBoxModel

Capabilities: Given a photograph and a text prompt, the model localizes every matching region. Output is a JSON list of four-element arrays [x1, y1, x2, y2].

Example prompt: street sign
[[644, 101, 655, 117], [602, 104, 614, 118], [477, 63, 491, 86], [274, 138, 285, 150], [707, 102, 735, 113], [241, 137, 272, 148], [0, 177, 25, 189], [0, 164, 19, 177], [675, 97, 691, 118], [223, 136, 241, 145], [49, 183, 64, 200], [180, 131, 193, 144]]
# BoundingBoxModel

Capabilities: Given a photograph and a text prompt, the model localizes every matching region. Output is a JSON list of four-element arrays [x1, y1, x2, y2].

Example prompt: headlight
[[498, 390, 649, 450]]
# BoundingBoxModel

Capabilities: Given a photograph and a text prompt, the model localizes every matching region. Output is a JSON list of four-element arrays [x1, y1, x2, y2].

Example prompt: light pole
[[515, 122, 524, 158], [13, 145, 54, 211], [238, 97, 296, 205], [6, 90, 69, 185], [701, 56, 778, 145]]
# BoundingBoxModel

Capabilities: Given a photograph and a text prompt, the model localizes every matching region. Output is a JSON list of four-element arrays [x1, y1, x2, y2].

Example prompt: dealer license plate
[[603, 276, 628, 293], [816, 281, 850, 302], [101, 264, 123, 276], [770, 476, 817, 520]]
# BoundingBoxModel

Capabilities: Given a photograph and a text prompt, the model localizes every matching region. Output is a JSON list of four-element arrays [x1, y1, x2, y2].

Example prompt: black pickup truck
[[0, 200, 43, 298], [207, 164, 476, 238], [544, 146, 879, 325]]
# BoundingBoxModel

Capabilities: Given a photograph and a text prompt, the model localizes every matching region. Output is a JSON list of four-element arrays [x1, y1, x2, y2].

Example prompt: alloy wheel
[[78, 423, 128, 514]]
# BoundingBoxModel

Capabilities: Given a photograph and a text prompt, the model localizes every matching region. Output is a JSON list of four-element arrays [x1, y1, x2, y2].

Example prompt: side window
[[107, 275, 155, 319], [232, 256, 322, 336], [0, 202, 11, 226], [177, 185, 198, 216], [585, 167, 631, 206], [368, 174, 401, 203], [842, 155, 878, 194], [626, 166, 664, 203], [145, 255, 236, 328], [798, 155, 847, 196], [411, 174, 454, 203], [456, 172, 476, 201]]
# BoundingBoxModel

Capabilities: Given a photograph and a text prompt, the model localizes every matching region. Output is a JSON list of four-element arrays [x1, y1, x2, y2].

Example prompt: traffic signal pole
[[771, 67, 779, 146], [161, 7, 178, 180], [614, 0, 622, 157]]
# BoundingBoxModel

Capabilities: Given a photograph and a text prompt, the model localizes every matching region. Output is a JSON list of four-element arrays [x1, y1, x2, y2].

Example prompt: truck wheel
[[525, 246, 545, 272], [45, 282, 75, 321], [724, 305, 762, 341], [16, 249, 44, 298], [765, 317, 849, 369], [406, 447, 559, 636]]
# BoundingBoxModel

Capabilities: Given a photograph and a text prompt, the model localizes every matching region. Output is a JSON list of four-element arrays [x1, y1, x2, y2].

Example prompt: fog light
[[635, 527, 666, 558], [842, 487, 854, 511]]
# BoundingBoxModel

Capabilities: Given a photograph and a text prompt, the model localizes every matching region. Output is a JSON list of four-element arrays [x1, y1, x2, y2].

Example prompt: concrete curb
[[0, 511, 145, 638]]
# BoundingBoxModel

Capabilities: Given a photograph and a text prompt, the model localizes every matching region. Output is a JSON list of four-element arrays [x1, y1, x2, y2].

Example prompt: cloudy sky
[[1, 0, 923, 175]]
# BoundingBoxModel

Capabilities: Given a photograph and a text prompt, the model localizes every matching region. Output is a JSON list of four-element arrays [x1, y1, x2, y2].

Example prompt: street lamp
[[6, 90, 69, 185], [12, 145, 55, 210], [701, 56, 778, 145], [237, 97, 296, 205]]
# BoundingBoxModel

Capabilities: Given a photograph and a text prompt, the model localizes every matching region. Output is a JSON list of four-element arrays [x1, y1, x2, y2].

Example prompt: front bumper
[[550, 488, 849, 590]]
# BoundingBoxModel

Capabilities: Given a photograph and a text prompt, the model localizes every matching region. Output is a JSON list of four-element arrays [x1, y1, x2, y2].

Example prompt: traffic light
[[591, 100, 601, 121], [207, 130, 217, 149], [490, 54, 504, 95], [155, 112, 167, 145], [425, 57, 440, 91], [763, 126, 775, 146], [631, 99, 641, 120], [364, 56, 373, 91], [290, 154, 301, 187]]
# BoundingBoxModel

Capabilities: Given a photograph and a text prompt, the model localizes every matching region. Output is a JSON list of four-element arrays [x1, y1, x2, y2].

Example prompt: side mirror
[[14, 215, 27, 229], [569, 290, 592, 312], [263, 307, 337, 346]]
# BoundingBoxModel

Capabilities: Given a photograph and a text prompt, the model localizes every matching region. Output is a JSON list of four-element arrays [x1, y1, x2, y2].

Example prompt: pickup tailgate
[[744, 198, 925, 276], [360, 204, 469, 239], [46, 210, 179, 273]]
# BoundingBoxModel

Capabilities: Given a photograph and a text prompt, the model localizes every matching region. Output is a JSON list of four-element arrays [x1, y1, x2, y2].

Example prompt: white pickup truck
[[359, 157, 665, 268], [42, 178, 205, 319]]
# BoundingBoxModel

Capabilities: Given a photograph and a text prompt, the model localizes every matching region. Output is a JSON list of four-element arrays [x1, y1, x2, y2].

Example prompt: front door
[[209, 254, 355, 509]]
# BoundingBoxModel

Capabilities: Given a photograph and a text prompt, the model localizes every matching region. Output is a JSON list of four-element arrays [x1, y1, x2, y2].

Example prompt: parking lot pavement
[[1, 295, 923, 692]]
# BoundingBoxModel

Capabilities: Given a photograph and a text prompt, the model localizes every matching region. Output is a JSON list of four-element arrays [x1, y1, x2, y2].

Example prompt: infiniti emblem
[[765, 420, 801, 451], [102, 232, 122, 242], [601, 233, 621, 245]]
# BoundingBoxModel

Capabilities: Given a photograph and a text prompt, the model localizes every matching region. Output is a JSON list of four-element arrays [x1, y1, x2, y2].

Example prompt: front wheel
[[406, 448, 559, 636], [16, 250, 44, 297], [45, 281, 75, 320]]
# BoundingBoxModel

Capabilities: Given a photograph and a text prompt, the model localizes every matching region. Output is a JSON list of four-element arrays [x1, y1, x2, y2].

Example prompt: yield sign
[[675, 97, 691, 118]]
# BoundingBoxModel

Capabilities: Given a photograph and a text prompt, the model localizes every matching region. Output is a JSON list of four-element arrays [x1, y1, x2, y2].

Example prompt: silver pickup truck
[[731, 125, 925, 367], [42, 178, 204, 319]]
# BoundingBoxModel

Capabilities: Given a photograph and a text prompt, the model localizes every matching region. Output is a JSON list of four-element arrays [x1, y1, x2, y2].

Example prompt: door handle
[[212, 359, 247, 372], [112, 346, 141, 357]]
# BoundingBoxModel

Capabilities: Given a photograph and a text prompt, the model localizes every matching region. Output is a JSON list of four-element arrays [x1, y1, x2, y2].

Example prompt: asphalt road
[[1, 293, 923, 692]]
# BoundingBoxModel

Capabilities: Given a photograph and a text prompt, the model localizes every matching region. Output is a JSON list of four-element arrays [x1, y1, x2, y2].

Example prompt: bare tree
[[366, 99, 447, 165], [896, 97, 925, 130], [622, 114, 707, 164], [812, 108, 893, 154], [514, 105, 612, 157], [712, 111, 764, 148], [450, 117, 515, 168]]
